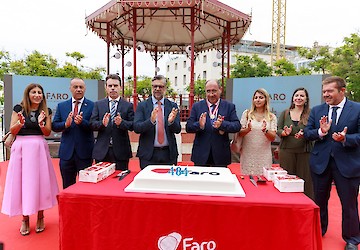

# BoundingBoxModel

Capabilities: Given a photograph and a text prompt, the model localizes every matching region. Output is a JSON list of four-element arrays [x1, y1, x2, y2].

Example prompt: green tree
[[7, 50, 104, 80], [330, 33, 360, 101], [230, 54, 272, 78], [10, 50, 58, 76], [136, 76, 152, 100], [273, 58, 298, 76], [124, 76, 134, 99], [297, 43, 332, 74], [0, 50, 11, 81], [185, 79, 206, 100], [298, 33, 360, 101], [66, 51, 85, 66]]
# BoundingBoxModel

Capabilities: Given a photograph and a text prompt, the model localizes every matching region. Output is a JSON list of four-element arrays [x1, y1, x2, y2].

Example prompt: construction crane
[[271, 0, 287, 65]]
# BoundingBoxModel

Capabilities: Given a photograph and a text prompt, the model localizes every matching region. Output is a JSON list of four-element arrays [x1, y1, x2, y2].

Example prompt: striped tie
[[110, 100, 117, 121]]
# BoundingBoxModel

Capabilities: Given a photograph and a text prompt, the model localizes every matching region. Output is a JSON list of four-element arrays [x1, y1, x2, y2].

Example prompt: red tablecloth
[[58, 172, 322, 250]]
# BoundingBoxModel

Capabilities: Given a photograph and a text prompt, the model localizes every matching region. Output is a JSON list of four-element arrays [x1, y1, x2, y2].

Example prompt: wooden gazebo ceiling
[[86, 0, 252, 53]]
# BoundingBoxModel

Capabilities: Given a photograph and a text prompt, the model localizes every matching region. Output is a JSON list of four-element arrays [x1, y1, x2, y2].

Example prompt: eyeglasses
[[152, 85, 165, 89]]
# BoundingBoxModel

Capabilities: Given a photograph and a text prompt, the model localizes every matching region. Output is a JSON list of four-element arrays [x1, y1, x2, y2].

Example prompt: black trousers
[[140, 147, 177, 170], [96, 147, 129, 171], [312, 156, 360, 244], [202, 151, 227, 168], [60, 152, 92, 189]]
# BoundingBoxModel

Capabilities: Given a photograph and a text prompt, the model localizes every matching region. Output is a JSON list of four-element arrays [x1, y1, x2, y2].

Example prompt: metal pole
[[189, 7, 195, 110], [132, 8, 138, 110]]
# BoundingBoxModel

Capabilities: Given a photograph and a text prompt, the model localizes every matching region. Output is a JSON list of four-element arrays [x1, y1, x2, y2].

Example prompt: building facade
[[165, 40, 306, 95]]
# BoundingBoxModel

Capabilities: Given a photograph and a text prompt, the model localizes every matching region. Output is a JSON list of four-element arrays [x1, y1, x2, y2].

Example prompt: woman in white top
[[238, 88, 277, 175]]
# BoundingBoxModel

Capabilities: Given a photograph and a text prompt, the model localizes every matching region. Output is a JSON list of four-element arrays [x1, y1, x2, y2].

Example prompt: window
[[174, 77, 178, 86], [183, 75, 187, 85], [175, 63, 178, 70], [203, 55, 207, 63], [183, 61, 186, 68], [203, 71, 207, 79], [167, 65, 170, 72]]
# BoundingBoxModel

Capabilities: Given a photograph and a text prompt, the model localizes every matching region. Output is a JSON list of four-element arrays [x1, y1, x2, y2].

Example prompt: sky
[[1, 0, 359, 77]]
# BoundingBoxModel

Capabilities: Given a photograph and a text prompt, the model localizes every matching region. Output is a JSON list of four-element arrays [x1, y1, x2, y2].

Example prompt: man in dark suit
[[52, 78, 94, 188], [304, 76, 360, 250], [90, 74, 134, 170], [134, 75, 181, 170], [186, 79, 240, 167]]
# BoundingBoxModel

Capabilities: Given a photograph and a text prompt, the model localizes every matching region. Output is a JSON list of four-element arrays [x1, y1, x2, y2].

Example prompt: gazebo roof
[[86, 0, 252, 53]]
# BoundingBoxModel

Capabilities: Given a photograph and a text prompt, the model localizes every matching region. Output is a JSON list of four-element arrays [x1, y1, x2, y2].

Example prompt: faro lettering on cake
[[152, 167, 220, 177], [158, 232, 217, 250]]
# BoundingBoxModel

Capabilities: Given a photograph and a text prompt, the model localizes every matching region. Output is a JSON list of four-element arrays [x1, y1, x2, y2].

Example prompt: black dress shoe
[[345, 243, 358, 250]]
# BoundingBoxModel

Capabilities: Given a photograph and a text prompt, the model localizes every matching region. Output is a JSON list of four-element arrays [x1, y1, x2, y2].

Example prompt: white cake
[[79, 162, 115, 183], [125, 165, 245, 197], [274, 174, 304, 193]]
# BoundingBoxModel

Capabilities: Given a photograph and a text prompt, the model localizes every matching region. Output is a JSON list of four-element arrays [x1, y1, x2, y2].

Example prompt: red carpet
[[0, 159, 355, 250]]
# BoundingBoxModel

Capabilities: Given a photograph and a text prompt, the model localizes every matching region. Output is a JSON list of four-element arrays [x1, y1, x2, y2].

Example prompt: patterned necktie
[[157, 101, 164, 144], [73, 101, 79, 116], [210, 104, 216, 121], [110, 100, 117, 121]]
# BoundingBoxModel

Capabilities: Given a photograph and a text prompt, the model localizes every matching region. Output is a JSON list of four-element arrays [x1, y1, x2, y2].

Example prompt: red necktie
[[73, 101, 79, 116], [157, 101, 164, 144]]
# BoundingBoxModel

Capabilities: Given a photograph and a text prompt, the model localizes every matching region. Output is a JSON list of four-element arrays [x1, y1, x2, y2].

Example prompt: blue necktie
[[330, 106, 339, 133], [331, 106, 339, 125], [110, 100, 117, 121]]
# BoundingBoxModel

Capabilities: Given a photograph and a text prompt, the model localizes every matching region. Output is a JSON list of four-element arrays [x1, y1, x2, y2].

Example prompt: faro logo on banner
[[158, 232, 217, 250]]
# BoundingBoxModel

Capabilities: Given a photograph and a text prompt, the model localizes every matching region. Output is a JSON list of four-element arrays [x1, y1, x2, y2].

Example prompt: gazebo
[[86, 0, 251, 109]]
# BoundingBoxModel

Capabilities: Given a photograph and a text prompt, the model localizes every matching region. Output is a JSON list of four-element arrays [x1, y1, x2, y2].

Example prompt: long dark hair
[[289, 87, 310, 125]]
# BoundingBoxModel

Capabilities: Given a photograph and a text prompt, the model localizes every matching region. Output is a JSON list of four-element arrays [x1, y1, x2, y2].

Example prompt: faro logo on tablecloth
[[158, 232, 217, 250]]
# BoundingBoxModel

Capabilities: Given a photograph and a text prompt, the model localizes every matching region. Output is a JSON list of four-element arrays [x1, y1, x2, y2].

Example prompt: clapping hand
[[65, 112, 74, 128], [17, 112, 25, 126], [320, 115, 331, 134], [168, 108, 178, 123], [38, 110, 46, 127], [332, 126, 347, 142], [102, 112, 111, 127], [261, 120, 267, 133], [74, 112, 83, 125], [213, 115, 224, 129], [199, 112, 207, 129], [151, 106, 159, 124], [282, 125, 293, 136], [294, 129, 304, 139], [114, 112, 122, 126]]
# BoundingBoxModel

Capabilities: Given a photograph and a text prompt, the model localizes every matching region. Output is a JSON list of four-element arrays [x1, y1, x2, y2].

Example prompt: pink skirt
[[1, 135, 59, 217]]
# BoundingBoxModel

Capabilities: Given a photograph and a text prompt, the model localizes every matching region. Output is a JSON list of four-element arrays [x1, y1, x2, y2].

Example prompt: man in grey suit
[[134, 75, 181, 170], [304, 76, 360, 250], [90, 74, 134, 170]]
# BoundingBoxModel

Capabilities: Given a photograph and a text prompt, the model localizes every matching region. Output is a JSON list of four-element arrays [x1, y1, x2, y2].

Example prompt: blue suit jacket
[[133, 97, 181, 161], [90, 98, 134, 161], [304, 100, 360, 178], [52, 98, 94, 160], [185, 99, 240, 165]]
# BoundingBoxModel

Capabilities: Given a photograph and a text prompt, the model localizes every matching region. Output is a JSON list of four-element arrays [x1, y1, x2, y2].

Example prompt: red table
[[58, 172, 322, 250]]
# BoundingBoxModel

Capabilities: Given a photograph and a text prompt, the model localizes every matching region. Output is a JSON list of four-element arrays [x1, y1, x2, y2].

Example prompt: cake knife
[[118, 170, 131, 181], [249, 175, 257, 187]]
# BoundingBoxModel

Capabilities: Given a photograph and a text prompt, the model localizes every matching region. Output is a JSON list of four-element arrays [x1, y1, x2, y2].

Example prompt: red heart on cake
[[152, 168, 171, 173]]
